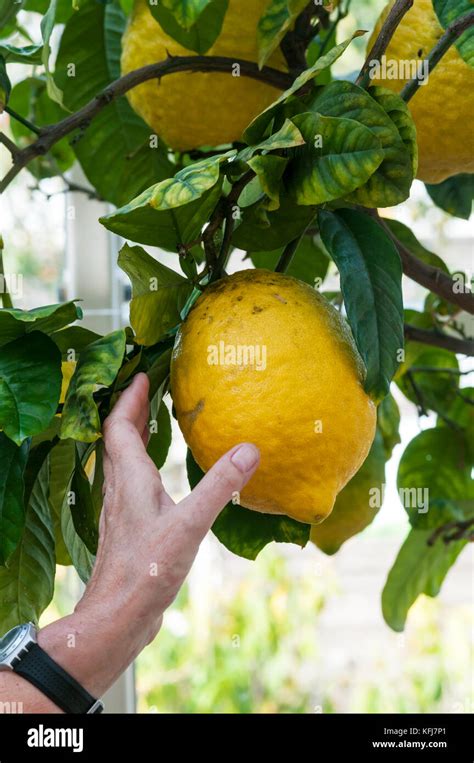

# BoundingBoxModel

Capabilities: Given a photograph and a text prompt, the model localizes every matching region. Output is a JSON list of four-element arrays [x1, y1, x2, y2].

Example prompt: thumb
[[178, 443, 260, 538]]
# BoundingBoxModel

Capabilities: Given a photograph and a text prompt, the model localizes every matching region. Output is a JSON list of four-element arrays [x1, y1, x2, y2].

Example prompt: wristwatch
[[0, 623, 104, 714]]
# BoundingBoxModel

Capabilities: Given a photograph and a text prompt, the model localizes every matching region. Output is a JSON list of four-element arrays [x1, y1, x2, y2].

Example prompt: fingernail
[[231, 443, 260, 473]]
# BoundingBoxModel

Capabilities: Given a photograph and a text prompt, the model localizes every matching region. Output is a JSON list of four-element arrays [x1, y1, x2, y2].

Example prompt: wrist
[[38, 598, 161, 700]]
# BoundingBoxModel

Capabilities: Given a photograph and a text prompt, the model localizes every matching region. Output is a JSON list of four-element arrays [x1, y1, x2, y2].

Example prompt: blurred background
[[0, 0, 472, 713]]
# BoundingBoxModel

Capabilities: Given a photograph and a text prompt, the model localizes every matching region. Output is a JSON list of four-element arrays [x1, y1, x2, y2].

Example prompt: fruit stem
[[4, 105, 41, 136], [356, 0, 414, 89], [275, 237, 301, 274], [400, 10, 474, 102], [0, 240, 13, 309]]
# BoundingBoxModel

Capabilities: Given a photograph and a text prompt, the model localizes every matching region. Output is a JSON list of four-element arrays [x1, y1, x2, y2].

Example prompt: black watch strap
[[15, 643, 103, 714]]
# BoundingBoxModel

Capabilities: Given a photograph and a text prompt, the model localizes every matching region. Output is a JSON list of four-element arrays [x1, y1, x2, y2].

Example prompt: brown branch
[[356, 0, 414, 88], [401, 10, 474, 102], [206, 169, 255, 280], [375, 213, 474, 315], [280, 1, 320, 74], [0, 56, 292, 193], [404, 325, 474, 356], [428, 517, 474, 546]]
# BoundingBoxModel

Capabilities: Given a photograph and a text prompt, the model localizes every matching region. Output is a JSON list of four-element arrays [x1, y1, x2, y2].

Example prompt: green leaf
[[257, 0, 308, 68], [433, 0, 474, 67], [24, 0, 73, 23], [237, 117, 305, 162], [0, 301, 82, 348], [369, 86, 418, 178], [382, 529, 467, 632], [8, 77, 75, 179], [118, 244, 193, 345], [383, 219, 449, 273], [247, 154, 288, 210], [186, 450, 310, 560], [70, 446, 99, 555], [147, 152, 234, 210], [286, 112, 384, 205], [61, 483, 95, 584], [146, 348, 172, 401], [41, 0, 66, 107], [397, 427, 472, 530], [159, 0, 212, 29], [55, 0, 174, 205], [244, 33, 362, 144], [100, 180, 222, 250], [0, 55, 10, 110], [377, 393, 400, 460], [60, 330, 127, 442], [0, 434, 28, 565], [397, 346, 459, 416], [318, 208, 403, 400], [50, 326, 102, 359], [148, 401, 172, 470], [0, 457, 55, 631], [0, 44, 43, 64], [232, 193, 317, 251], [0, 332, 62, 446], [150, 0, 228, 53], [425, 174, 474, 221], [49, 439, 75, 565], [0, 0, 25, 31], [438, 387, 474, 463], [309, 81, 414, 207], [248, 235, 329, 285]]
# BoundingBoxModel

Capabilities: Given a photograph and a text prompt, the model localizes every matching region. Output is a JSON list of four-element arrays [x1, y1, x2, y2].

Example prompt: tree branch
[[0, 55, 292, 193], [375, 213, 474, 315], [404, 325, 474, 356], [280, 1, 320, 74], [401, 10, 474, 102], [428, 517, 474, 546], [356, 0, 414, 88]]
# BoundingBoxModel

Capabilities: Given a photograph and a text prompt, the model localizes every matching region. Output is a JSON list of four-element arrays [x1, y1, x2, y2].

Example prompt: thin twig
[[0, 242, 13, 309], [374, 212, 474, 315], [280, 1, 320, 73], [356, 0, 414, 88], [0, 132, 20, 157], [406, 369, 428, 415], [4, 105, 41, 136], [401, 10, 474, 102], [0, 55, 292, 193], [428, 517, 474, 546], [275, 236, 301, 273], [410, 367, 472, 375], [206, 169, 255, 280], [404, 325, 474, 356]]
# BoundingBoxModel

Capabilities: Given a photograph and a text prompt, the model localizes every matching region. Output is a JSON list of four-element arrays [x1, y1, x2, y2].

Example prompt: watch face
[[0, 625, 29, 662]]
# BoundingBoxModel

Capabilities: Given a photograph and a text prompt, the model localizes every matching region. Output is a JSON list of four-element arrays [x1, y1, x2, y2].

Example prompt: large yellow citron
[[311, 429, 385, 554], [369, 0, 474, 183], [121, 0, 287, 151], [171, 270, 376, 525]]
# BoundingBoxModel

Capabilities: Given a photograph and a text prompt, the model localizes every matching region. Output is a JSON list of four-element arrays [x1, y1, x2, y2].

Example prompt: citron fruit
[[171, 270, 376, 524], [311, 429, 385, 554], [368, 0, 474, 183], [121, 0, 287, 151]]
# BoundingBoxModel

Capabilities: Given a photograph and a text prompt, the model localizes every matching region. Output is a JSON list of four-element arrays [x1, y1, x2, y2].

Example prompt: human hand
[[76, 373, 260, 652]]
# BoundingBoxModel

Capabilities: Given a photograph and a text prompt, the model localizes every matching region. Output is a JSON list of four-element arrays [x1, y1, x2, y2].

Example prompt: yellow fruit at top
[[369, 0, 474, 184], [171, 270, 376, 525], [121, 0, 287, 151]]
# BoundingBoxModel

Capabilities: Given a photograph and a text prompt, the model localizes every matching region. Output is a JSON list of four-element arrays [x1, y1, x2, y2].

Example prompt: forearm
[[0, 598, 160, 713]]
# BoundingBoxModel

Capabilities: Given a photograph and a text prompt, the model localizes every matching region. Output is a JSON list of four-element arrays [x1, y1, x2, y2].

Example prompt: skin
[[0, 373, 260, 712]]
